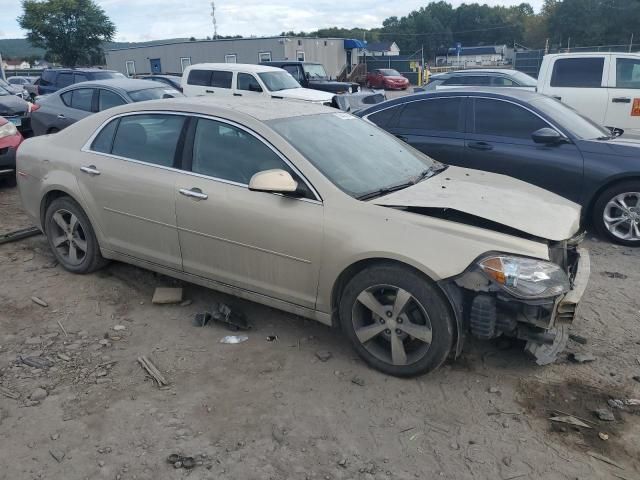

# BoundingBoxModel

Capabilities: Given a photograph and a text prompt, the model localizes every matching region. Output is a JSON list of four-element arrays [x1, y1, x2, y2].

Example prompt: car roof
[[436, 69, 522, 77], [186, 63, 284, 73], [102, 96, 334, 121], [265, 61, 322, 65], [57, 79, 168, 92], [45, 68, 120, 73], [357, 88, 545, 115]]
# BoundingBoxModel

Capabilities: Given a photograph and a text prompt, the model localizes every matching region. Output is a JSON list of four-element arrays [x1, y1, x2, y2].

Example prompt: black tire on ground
[[1, 174, 17, 187], [592, 180, 640, 246], [338, 263, 455, 377], [44, 196, 108, 273]]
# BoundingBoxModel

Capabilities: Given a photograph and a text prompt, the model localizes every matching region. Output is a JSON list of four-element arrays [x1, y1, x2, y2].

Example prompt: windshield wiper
[[356, 164, 448, 201]]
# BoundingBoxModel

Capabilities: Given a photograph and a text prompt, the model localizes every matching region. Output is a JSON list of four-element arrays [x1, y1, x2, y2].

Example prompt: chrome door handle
[[179, 188, 208, 200], [205, 90, 214, 94], [57, 114, 66, 119], [80, 165, 100, 175]]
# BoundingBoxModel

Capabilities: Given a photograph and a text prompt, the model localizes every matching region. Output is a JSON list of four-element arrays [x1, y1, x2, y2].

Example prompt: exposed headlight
[[0, 122, 18, 139], [478, 255, 570, 299]]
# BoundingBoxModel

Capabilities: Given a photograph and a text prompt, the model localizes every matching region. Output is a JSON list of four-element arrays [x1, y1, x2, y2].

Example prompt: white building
[[2, 59, 31, 70], [435, 45, 512, 68], [365, 41, 400, 57]]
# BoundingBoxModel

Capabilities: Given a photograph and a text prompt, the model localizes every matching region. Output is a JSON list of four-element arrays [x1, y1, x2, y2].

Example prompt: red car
[[366, 69, 410, 90], [0, 116, 24, 186]]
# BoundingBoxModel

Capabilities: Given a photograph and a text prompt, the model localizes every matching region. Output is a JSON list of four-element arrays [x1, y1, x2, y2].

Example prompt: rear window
[[91, 72, 126, 81], [211, 71, 233, 88], [550, 58, 604, 88]]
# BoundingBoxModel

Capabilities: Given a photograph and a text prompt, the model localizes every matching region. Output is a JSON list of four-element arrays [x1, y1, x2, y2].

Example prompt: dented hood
[[372, 166, 582, 241]]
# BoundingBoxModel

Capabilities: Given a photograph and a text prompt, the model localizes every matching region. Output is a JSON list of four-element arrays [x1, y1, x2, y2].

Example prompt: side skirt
[[101, 248, 333, 326]]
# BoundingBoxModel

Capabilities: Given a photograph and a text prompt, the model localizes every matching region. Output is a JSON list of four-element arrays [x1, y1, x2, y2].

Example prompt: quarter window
[[396, 97, 463, 133], [191, 118, 289, 186], [111, 114, 186, 167], [91, 119, 119, 154], [98, 89, 126, 111], [491, 76, 515, 86], [474, 99, 547, 140], [551, 57, 604, 88], [237, 73, 262, 92], [616, 58, 640, 88]]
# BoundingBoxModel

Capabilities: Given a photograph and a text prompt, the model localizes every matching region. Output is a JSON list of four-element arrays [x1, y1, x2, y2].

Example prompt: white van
[[537, 52, 640, 134], [181, 63, 334, 104]]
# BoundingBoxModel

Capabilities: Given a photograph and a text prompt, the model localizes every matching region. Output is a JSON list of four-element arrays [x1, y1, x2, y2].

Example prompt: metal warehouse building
[[105, 37, 366, 78]]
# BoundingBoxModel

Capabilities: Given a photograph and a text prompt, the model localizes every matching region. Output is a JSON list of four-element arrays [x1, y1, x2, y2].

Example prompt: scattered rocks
[[568, 352, 596, 363], [594, 408, 615, 422], [488, 386, 500, 394], [338, 457, 348, 468], [608, 399, 625, 409], [315, 350, 332, 362], [351, 376, 365, 386], [24, 336, 42, 345], [29, 388, 48, 402], [57, 353, 71, 362], [113, 325, 126, 331], [598, 432, 609, 441], [98, 460, 105, 467], [50, 433, 59, 441]]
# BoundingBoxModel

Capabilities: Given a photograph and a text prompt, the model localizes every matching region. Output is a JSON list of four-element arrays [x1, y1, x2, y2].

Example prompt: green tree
[[18, 0, 115, 67]]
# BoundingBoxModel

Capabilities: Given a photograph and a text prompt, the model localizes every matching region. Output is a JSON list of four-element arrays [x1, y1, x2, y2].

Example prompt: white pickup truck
[[537, 52, 640, 134]]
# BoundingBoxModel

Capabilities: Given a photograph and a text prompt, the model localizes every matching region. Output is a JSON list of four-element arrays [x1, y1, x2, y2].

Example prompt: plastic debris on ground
[[220, 335, 249, 344]]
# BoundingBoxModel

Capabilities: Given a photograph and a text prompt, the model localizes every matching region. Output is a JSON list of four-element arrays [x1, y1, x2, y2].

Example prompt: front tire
[[592, 181, 640, 246], [44, 196, 108, 273], [338, 263, 455, 377]]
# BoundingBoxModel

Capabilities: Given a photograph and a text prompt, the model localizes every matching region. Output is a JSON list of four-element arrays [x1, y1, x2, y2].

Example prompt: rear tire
[[592, 181, 640, 246], [44, 196, 108, 273], [338, 263, 455, 377]]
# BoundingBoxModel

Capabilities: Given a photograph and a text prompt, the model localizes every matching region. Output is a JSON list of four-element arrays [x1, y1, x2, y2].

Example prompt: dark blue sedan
[[357, 89, 640, 246]]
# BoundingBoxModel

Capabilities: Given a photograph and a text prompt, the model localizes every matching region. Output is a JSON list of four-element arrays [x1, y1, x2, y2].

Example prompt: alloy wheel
[[49, 208, 88, 266], [603, 192, 640, 242], [351, 284, 433, 366]]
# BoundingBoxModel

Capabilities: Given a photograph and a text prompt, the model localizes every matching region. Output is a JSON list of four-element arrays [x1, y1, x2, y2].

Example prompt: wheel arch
[[585, 174, 640, 220], [329, 257, 462, 356], [39, 187, 87, 233]]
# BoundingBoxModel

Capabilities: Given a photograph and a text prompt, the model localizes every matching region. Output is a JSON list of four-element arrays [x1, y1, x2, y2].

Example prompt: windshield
[[258, 71, 301, 92], [128, 87, 184, 102], [269, 113, 437, 199], [511, 70, 537, 87], [529, 96, 610, 139], [93, 71, 126, 80], [304, 64, 328, 79], [380, 69, 401, 77]]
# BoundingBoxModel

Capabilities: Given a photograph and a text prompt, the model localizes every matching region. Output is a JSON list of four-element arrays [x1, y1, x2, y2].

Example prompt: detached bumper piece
[[444, 247, 590, 365]]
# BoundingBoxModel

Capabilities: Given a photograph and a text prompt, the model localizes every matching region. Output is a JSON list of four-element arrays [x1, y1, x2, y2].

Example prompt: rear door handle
[[612, 97, 631, 103], [552, 95, 562, 101], [205, 90, 214, 94], [57, 114, 66, 119], [468, 141, 493, 151], [233, 93, 243, 97], [179, 188, 208, 200], [80, 165, 100, 175]]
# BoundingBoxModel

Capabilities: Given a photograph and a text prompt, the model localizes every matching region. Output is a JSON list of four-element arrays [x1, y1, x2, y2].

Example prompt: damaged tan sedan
[[17, 98, 590, 377]]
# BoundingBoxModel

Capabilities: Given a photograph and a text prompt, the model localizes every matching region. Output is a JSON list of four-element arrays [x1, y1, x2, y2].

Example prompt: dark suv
[[34, 68, 126, 97], [262, 61, 359, 94]]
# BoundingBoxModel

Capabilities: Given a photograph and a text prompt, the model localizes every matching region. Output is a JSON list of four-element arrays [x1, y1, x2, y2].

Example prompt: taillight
[[28, 103, 40, 113]]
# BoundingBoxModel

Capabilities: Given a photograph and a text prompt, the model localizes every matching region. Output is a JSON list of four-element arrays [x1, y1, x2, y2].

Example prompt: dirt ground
[[1, 184, 640, 480]]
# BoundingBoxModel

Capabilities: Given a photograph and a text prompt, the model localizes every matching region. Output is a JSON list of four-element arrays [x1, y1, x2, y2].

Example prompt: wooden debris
[[587, 451, 624, 470], [57, 319, 68, 337], [31, 296, 48, 307], [549, 415, 592, 429], [137, 356, 168, 386], [0, 385, 19, 400], [151, 287, 183, 305]]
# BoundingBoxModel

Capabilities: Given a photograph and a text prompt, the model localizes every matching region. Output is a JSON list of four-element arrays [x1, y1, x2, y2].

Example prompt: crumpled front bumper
[[553, 247, 590, 326]]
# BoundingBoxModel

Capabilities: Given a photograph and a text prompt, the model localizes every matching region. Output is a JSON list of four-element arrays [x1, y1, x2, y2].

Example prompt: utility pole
[[567, 37, 571, 52], [211, 1, 218, 40], [630, 33, 634, 53]]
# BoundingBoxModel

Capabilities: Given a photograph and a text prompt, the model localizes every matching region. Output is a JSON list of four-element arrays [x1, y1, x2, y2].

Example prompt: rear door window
[[74, 73, 89, 83], [443, 75, 490, 86], [366, 106, 400, 128], [62, 88, 94, 112], [473, 98, 548, 140], [187, 69, 212, 86], [111, 114, 186, 167], [551, 58, 604, 87], [396, 97, 464, 133]]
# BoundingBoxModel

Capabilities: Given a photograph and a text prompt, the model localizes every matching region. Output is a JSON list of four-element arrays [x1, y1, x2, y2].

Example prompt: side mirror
[[532, 127, 564, 145], [249, 169, 298, 194]]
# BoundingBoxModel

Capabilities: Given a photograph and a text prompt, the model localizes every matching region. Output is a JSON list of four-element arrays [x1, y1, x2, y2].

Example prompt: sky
[[0, 0, 544, 42]]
